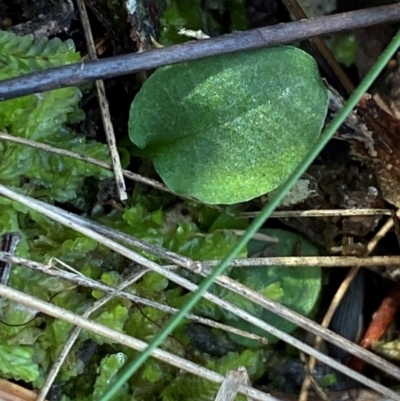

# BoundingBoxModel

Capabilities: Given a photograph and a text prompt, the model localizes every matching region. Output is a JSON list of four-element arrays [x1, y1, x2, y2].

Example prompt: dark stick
[[1, 4, 400, 100]]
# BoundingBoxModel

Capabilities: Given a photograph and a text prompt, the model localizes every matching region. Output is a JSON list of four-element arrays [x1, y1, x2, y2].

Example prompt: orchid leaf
[[219, 228, 322, 347], [129, 46, 328, 204]]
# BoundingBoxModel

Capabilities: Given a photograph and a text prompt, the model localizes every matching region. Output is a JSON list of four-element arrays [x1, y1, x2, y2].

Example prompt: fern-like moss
[[0, 30, 111, 202]]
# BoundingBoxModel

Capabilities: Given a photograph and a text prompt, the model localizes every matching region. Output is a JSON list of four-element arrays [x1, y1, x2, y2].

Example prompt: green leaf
[[208, 212, 248, 232], [143, 359, 164, 383], [331, 34, 358, 67], [320, 373, 338, 389], [6, 327, 43, 346], [219, 228, 322, 347], [206, 349, 267, 378], [161, 349, 267, 401], [159, 0, 248, 45], [372, 339, 400, 362], [129, 46, 328, 204], [120, 202, 247, 261], [161, 372, 220, 401], [89, 305, 129, 345], [93, 353, 129, 401], [0, 344, 40, 382]]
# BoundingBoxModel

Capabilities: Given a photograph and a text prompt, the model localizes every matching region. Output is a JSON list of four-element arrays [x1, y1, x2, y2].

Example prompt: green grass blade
[[99, 29, 400, 401]]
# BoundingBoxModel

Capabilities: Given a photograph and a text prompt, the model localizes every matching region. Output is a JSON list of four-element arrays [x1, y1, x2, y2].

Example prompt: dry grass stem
[[240, 209, 392, 218], [196, 256, 400, 268], [76, 0, 127, 200]]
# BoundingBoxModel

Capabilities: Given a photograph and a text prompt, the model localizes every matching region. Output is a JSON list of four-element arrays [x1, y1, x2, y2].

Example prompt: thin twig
[[0, 131, 169, 192], [5, 251, 400, 273], [76, 0, 127, 201], [299, 352, 328, 401], [187, 256, 400, 268], [240, 208, 392, 218], [366, 210, 400, 253], [299, 266, 361, 401], [1, 4, 400, 100]]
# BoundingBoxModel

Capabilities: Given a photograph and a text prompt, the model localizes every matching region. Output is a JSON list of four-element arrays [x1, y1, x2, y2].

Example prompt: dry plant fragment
[[349, 282, 400, 372], [214, 367, 256, 401]]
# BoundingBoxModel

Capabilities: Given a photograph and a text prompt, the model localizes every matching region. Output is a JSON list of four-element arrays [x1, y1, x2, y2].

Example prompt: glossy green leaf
[[219, 228, 322, 347], [129, 46, 328, 204]]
